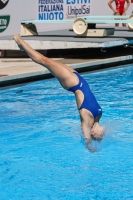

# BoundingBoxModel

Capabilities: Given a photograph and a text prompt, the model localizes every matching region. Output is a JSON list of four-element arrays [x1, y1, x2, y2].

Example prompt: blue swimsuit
[[68, 72, 102, 121]]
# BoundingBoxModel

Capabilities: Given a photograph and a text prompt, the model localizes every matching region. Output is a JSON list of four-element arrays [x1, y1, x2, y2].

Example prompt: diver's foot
[[13, 34, 24, 51], [13, 34, 22, 46]]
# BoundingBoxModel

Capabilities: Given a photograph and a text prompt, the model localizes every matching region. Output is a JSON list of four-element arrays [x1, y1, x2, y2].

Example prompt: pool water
[[0, 64, 133, 200]]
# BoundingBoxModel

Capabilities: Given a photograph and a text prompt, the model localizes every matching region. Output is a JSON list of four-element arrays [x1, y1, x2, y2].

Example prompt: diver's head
[[90, 122, 105, 140]]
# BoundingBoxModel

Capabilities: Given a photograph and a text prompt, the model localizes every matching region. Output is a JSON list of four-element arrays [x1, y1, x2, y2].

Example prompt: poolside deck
[[0, 45, 133, 88], [1, 26, 133, 87]]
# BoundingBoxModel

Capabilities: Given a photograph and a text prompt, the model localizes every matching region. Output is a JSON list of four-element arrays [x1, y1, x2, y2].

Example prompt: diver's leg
[[115, 12, 120, 27], [13, 35, 78, 89], [122, 11, 126, 27]]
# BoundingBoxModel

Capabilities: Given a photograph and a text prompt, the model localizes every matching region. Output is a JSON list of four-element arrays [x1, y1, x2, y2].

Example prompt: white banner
[[0, 0, 133, 36], [37, 0, 91, 20]]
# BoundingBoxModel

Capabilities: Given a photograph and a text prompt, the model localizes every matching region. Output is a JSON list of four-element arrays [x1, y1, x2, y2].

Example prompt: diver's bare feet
[[13, 34, 23, 46], [13, 34, 24, 51]]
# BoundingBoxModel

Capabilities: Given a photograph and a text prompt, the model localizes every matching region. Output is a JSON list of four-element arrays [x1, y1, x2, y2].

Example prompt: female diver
[[13, 35, 105, 152]]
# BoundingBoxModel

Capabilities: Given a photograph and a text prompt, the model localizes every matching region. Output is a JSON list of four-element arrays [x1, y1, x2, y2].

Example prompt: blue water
[[0, 64, 133, 200]]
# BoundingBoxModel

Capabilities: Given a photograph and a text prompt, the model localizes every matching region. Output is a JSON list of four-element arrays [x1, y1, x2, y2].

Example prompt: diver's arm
[[81, 120, 91, 140], [108, 0, 118, 13], [81, 120, 96, 152], [125, 0, 130, 12]]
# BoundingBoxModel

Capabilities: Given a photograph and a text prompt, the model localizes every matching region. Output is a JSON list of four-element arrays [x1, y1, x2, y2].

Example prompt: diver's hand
[[114, 10, 119, 14], [85, 138, 96, 152]]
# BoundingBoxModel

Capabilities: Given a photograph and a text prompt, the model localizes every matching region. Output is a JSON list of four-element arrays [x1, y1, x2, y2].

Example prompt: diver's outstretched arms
[[13, 34, 78, 90]]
